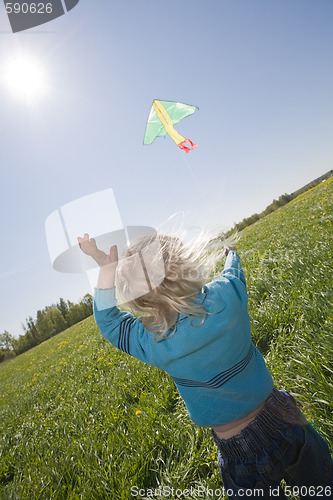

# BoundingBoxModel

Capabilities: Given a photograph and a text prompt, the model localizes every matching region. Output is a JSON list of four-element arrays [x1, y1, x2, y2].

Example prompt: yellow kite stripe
[[153, 100, 185, 146]]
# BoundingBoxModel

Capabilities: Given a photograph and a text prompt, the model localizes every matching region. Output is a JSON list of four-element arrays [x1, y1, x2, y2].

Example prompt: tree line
[[225, 170, 332, 236], [0, 294, 93, 363], [230, 193, 293, 233]]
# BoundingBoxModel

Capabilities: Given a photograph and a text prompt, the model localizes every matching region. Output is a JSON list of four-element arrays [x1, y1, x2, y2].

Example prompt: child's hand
[[224, 245, 237, 256], [77, 233, 118, 268]]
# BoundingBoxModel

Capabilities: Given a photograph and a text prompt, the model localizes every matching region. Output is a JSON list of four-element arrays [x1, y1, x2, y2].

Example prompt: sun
[[3, 54, 47, 104]]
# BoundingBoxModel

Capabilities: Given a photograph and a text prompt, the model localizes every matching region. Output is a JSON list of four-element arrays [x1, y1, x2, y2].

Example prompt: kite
[[143, 100, 198, 153]]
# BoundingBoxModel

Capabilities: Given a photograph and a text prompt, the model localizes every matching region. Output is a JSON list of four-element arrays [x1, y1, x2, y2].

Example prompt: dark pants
[[212, 389, 333, 499]]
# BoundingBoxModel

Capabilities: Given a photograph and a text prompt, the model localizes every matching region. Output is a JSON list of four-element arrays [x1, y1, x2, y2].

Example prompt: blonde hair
[[116, 230, 232, 341]]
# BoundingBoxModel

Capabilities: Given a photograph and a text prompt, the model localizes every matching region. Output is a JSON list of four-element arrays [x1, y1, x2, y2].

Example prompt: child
[[78, 232, 333, 499]]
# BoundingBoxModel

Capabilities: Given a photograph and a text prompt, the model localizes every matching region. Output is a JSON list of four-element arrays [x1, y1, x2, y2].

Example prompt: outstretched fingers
[[77, 233, 96, 256], [109, 244, 118, 264], [77, 235, 118, 268]]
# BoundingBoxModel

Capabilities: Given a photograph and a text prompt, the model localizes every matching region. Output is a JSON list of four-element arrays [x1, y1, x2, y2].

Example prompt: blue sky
[[0, 0, 332, 337]]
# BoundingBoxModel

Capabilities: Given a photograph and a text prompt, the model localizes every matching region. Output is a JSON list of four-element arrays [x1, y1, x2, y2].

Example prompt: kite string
[[177, 148, 208, 207]]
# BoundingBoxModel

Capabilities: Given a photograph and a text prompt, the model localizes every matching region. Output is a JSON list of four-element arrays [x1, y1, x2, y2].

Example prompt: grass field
[[0, 178, 332, 499]]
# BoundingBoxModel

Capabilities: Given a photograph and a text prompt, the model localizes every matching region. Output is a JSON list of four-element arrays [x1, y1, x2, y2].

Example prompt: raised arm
[[77, 233, 118, 289], [78, 234, 154, 365], [210, 246, 248, 305], [222, 246, 247, 289]]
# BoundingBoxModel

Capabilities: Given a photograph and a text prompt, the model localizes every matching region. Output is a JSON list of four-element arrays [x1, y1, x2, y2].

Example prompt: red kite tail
[[178, 139, 198, 153]]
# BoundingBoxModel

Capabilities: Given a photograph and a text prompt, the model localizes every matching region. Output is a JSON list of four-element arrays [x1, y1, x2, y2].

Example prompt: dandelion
[[135, 410, 142, 415]]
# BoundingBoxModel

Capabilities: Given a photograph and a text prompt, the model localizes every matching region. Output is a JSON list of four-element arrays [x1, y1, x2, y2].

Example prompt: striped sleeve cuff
[[224, 251, 239, 269], [94, 287, 117, 311]]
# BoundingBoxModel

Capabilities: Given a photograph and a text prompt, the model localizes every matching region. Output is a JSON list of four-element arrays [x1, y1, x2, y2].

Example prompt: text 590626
[[5, 3, 53, 14], [284, 486, 331, 497]]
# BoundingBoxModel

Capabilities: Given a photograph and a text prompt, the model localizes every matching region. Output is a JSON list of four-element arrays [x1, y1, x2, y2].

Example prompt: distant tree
[[66, 303, 86, 326], [36, 308, 67, 340], [22, 316, 40, 344], [14, 334, 30, 355], [80, 294, 93, 316], [0, 331, 17, 362], [0, 331, 15, 350], [278, 193, 292, 205], [57, 298, 69, 323], [36, 309, 48, 341], [48, 308, 68, 336], [0, 349, 14, 363]]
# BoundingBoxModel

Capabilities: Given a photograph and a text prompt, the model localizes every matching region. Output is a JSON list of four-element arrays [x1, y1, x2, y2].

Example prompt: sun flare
[[3, 55, 47, 103]]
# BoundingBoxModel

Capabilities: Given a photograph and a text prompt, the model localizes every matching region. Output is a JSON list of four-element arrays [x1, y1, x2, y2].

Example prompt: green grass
[[237, 178, 333, 443], [0, 178, 332, 499]]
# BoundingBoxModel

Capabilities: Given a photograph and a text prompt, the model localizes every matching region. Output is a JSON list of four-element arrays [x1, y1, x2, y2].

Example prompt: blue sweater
[[94, 252, 274, 427]]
